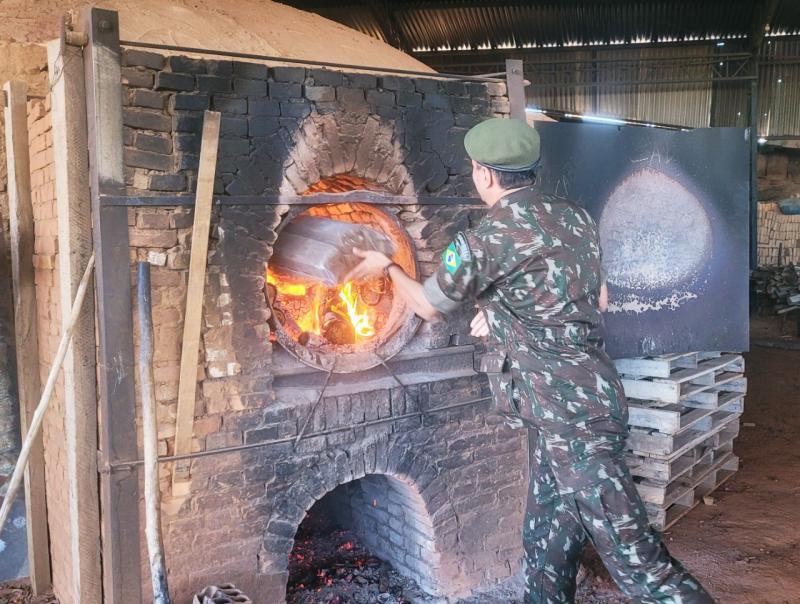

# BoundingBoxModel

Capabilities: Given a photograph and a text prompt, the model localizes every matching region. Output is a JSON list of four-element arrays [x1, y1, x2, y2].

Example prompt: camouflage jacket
[[423, 187, 629, 454]]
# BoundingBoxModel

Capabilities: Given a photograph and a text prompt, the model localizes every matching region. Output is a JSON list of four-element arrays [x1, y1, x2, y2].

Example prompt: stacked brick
[[120, 49, 509, 198], [27, 97, 74, 602], [757, 149, 800, 266], [757, 201, 800, 265]]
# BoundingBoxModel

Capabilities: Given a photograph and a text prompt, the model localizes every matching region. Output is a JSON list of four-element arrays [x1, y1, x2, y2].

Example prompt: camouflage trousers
[[523, 431, 714, 604]]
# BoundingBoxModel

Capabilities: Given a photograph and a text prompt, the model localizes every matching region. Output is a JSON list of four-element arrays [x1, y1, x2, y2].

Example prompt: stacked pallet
[[616, 352, 746, 530]]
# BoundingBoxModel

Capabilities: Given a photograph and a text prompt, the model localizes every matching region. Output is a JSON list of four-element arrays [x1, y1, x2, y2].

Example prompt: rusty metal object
[[270, 216, 396, 286], [192, 584, 251, 604]]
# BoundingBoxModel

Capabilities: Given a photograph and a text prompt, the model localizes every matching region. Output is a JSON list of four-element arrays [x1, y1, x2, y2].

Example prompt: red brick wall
[[28, 96, 74, 604]]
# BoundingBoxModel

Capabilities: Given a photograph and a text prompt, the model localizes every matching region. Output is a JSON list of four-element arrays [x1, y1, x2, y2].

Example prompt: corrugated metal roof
[[285, 1, 800, 51]]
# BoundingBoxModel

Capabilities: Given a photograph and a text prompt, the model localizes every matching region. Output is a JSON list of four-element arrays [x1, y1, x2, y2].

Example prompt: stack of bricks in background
[[757, 201, 800, 266], [616, 351, 746, 530]]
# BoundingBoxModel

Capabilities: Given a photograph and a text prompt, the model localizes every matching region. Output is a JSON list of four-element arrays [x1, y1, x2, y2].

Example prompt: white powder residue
[[607, 291, 699, 314], [599, 168, 713, 290]]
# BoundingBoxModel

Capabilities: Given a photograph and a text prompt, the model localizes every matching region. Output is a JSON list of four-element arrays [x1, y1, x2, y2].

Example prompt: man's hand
[[343, 247, 392, 282], [470, 309, 489, 338]]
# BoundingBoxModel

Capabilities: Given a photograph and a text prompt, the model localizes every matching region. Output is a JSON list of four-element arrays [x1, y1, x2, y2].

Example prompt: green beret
[[464, 117, 541, 171]]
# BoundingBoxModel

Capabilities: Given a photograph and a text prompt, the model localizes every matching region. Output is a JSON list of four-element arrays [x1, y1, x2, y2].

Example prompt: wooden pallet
[[644, 454, 739, 531], [634, 449, 738, 507], [627, 393, 744, 434], [626, 432, 718, 482], [626, 409, 741, 459], [615, 352, 699, 378], [621, 354, 745, 404]]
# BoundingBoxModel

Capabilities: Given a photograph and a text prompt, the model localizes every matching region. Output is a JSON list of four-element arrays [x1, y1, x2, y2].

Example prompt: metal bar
[[506, 58, 527, 119], [118, 39, 504, 82], [135, 263, 171, 604], [82, 7, 143, 603], [294, 367, 336, 447], [749, 64, 759, 270], [99, 192, 486, 207], [423, 51, 755, 67], [106, 395, 494, 471], [528, 76, 757, 89]]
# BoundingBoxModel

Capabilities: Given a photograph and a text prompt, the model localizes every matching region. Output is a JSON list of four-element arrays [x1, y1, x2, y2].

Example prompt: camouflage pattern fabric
[[423, 186, 714, 602], [524, 431, 714, 603]]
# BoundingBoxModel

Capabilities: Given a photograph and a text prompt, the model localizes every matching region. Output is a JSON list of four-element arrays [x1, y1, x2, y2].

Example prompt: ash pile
[[287, 514, 439, 604]]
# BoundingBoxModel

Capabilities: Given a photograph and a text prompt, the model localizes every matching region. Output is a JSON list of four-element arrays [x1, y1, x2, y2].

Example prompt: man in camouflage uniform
[[346, 118, 714, 603]]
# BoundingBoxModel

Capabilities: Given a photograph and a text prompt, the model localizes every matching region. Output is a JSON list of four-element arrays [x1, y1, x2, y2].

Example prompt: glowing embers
[[266, 271, 386, 346]]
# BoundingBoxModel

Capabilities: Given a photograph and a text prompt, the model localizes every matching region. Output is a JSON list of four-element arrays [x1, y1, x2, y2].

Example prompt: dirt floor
[[2, 336, 798, 604], [664, 343, 800, 604]]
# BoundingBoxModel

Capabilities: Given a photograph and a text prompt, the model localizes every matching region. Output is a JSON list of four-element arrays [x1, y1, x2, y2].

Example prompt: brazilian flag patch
[[443, 242, 462, 274], [442, 242, 461, 275]]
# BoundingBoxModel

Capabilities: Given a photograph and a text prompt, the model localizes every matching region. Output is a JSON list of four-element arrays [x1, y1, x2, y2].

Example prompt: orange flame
[[334, 282, 375, 338], [268, 271, 376, 341], [266, 272, 308, 296], [297, 285, 324, 335]]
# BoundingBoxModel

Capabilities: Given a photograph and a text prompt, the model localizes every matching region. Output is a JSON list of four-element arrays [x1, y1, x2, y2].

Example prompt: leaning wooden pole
[[0, 252, 96, 534], [172, 110, 221, 495], [136, 262, 171, 604]]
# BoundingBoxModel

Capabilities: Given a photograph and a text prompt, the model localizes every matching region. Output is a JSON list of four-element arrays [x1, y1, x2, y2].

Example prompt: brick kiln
[[26, 7, 532, 603]]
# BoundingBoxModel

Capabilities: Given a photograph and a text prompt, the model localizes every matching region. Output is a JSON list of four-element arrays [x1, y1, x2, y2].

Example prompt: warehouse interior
[[0, 1, 798, 603]]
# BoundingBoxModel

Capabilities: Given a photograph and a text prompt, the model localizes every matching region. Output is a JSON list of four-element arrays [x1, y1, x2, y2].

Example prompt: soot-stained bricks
[[120, 49, 522, 604]]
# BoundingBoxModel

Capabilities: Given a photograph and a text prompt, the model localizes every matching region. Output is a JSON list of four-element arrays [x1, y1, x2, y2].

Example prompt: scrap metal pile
[[751, 264, 800, 314]]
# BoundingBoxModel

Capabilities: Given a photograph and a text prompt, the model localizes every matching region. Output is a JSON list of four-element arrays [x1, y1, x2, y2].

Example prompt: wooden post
[[81, 7, 143, 603], [3, 80, 52, 594], [172, 111, 221, 494], [47, 37, 102, 604], [505, 58, 527, 121]]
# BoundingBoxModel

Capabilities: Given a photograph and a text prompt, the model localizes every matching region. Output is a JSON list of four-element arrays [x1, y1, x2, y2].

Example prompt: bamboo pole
[[0, 252, 96, 534], [136, 262, 171, 604]]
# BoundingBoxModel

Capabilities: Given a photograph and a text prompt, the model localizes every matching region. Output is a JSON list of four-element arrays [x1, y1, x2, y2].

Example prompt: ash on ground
[[287, 512, 439, 604]]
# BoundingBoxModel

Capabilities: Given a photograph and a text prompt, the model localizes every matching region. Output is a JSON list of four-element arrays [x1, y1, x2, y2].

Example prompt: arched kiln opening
[[286, 474, 442, 602], [266, 175, 420, 373]]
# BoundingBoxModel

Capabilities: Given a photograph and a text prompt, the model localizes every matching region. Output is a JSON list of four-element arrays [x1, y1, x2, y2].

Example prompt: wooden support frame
[[81, 7, 143, 603], [3, 80, 52, 594], [505, 58, 527, 121], [47, 38, 102, 603]]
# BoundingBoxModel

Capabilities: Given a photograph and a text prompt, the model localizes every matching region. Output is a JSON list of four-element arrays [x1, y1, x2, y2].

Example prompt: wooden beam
[[172, 111, 221, 494], [3, 80, 52, 594], [47, 39, 101, 604], [505, 58, 526, 120], [81, 7, 143, 603]]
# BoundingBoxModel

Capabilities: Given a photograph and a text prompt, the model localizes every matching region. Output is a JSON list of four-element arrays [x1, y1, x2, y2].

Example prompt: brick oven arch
[[259, 436, 464, 600], [277, 110, 417, 197]]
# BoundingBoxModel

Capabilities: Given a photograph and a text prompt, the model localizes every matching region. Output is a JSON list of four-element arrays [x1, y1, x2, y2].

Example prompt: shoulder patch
[[443, 242, 461, 274], [454, 232, 472, 262]]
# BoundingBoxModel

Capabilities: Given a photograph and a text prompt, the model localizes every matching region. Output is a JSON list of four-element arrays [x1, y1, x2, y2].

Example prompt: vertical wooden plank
[[80, 8, 143, 604], [47, 39, 101, 604], [505, 59, 526, 121], [172, 111, 220, 494], [3, 80, 52, 594]]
